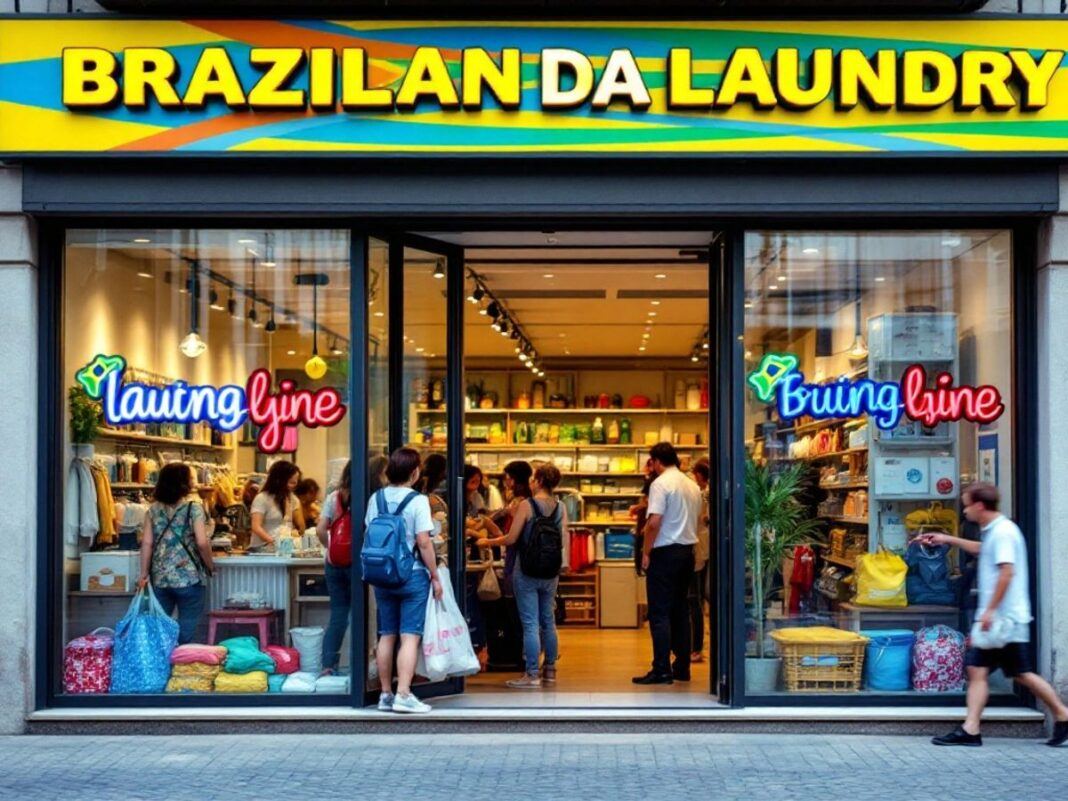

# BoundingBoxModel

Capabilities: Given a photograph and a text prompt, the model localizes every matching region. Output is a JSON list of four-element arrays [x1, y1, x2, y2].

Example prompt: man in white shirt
[[925, 482, 1068, 747], [633, 443, 703, 685]]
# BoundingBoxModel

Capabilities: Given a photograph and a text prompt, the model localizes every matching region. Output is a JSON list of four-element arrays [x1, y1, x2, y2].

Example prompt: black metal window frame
[[36, 216, 1039, 711]]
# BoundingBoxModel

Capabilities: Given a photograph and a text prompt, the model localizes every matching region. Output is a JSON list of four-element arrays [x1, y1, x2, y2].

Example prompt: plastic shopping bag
[[419, 567, 481, 682], [854, 548, 908, 608], [110, 585, 180, 693]]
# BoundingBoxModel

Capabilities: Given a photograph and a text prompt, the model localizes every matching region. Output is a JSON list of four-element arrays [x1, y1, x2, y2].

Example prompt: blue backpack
[[905, 541, 957, 606], [360, 489, 420, 588]]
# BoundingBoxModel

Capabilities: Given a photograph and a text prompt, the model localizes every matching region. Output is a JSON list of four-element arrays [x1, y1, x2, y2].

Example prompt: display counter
[[210, 554, 325, 631]]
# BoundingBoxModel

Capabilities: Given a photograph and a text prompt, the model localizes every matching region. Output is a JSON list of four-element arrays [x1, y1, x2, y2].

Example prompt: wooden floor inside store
[[454, 626, 718, 708]]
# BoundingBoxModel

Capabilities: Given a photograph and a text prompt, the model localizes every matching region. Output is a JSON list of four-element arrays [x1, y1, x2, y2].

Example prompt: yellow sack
[[854, 549, 908, 607], [771, 626, 867, 644], [214, 670, 268, 693], [166, 675, 214, 693], [171, 663, 221, 680]]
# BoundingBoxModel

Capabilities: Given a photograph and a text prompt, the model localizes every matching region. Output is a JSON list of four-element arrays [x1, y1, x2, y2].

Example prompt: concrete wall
[[0, 166, 37, 733]]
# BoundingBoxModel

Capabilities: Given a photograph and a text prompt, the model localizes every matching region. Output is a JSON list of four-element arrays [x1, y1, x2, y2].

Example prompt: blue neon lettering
[[100, 368, 249, 431], [773, 370, 903, 430], [777, 373, 809, 420], [874, 383, 903, 429]]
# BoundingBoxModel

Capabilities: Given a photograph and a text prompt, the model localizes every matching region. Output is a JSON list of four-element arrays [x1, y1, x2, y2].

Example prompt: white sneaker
[[377, 693, 395, 712], [392, 693, 432, 714]]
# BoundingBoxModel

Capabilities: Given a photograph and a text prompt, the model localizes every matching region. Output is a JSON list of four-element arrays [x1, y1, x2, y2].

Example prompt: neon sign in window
[[747, 353, 1004, 429], [75, 355, 347, 454]]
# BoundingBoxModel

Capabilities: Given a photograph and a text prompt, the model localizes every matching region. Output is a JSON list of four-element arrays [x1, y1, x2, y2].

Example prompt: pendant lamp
[[179, 257, 207, 358], [304, 262, 328, 380]]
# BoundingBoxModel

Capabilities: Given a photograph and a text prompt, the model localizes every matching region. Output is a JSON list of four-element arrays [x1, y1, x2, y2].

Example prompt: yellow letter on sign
[[123, 48, 181, 109], [396, 47, 460, 111], [63, 47, 119, 108]]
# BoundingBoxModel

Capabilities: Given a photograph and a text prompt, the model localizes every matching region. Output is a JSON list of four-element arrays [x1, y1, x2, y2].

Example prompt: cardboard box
[[80, 550, 141, 592]]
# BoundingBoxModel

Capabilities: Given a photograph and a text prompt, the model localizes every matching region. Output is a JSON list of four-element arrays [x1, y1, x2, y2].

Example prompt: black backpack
[[519, 497, 563, 579]]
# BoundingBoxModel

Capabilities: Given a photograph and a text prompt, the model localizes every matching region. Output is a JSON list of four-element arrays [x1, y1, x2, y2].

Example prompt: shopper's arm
[[923, 532, 980, 556], [503, 503, 529, 547], [250, 511, 273, 547], [316, 512, 331, 548], [415, 531, 443, 600], [193, 514, 214, 574], [642, 514, 662, 569], [980, 563, 1014, 629], [137, 515, 153, 588], [292, 503, 306, 534]]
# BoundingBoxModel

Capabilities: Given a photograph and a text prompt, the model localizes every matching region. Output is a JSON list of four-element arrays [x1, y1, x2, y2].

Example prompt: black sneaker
[[1047, 720, 1068, 747], [932, 726, 982, 747], [632, 671, 674, 685]]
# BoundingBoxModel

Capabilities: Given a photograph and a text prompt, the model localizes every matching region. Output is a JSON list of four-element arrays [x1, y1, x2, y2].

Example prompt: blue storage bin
[[861, 629, 914, 691], [603, 531, 634, 559]]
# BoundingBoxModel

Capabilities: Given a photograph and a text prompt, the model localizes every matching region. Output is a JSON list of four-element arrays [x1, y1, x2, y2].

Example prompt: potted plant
[[69, 385, 103, 457], [745, 458, 820, 692]]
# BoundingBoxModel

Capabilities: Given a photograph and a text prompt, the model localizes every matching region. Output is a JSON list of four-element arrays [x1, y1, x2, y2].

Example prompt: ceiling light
[[374, 311, 384, 317], [642, 333, 650, 339], [227, 291, 240, 319], [769, 284, 779, 291], [777, 275, 787, 282], [237, 238, 256, 245], [247, 304, 260, 326], [744, 349, 753, 359], [543, 273, 555, 279], [651, 300, 660, 306], [208, 285, 224, 311], [132, 237, 151, 244], [330, 337, 344, 356], [178, 331, 207, 358], [537, 370, 545, 378], [744, 301, 754, 309], [564, 349, 571, 355], [654, 273, 667, 279], [802, 247, 819, 255], [137, 271, 153, 279], [415, 347, 425, 353], [849, 334, 869, 361], [468, 285, 485, 304], [510, 328, 521, 341], [432, 259, 445, 280], [558, 333, 566, 338], [942, 236, 962, 247], [262, 260, 277, 268], [486, 301, 501, 319], [690, 353, 700, 363], [638, 346, 646, 352], [305, 354, 328, 380], [499, 320, 511, 337], [648, 312, 657, 317], [874, 276, 886, 283], [703, 341, 709, 349], [518, 352, 528, 362], [491, 319, 502, 332], [265, 309, 277, 333], [478, 305, 489, 316], [287, 349, 297, 356]]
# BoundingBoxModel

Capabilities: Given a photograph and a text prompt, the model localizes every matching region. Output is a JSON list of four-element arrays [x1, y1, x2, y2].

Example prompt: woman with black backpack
[[502, 463, 567, 689]]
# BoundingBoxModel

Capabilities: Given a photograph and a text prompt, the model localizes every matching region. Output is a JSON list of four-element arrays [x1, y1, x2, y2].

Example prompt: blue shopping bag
[[109, 584, 179, 694]]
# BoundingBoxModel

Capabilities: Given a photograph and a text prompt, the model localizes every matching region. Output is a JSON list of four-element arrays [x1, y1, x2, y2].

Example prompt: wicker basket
[[771, 628, 868, 692]]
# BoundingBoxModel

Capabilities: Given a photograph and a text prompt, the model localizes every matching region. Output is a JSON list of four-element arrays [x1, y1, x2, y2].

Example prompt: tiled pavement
[[0, 732, 1065, 800]]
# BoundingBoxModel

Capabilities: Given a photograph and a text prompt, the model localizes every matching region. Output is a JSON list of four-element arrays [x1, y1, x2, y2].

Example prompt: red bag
[[63, 628, 114, 694], [327, 508, 352, 567], [265, 645, 301, 674]]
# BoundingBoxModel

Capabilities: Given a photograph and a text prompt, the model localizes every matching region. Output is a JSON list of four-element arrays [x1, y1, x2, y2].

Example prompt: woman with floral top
[[137, 463, 214, 644]]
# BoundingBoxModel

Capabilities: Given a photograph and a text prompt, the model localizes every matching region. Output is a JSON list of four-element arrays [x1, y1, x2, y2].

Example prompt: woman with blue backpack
[[362, 447, 442, 713], [502, 463, 568, 690]]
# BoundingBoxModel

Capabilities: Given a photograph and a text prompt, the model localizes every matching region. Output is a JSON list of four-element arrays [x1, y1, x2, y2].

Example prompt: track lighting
[[468, 285, 485, 304], [330, 336, 344, 356], [498, 319, 510, 337], [248, 303, 260, 327], [432, 258, 445, 280], [265, 309, 277, 333], [486, 301, 501, 319], [209, 284, 224, 311], [691, 353, 700, 363]]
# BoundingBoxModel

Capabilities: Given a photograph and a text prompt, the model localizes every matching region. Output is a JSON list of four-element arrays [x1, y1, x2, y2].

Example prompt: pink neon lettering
[[246, 369, 349, 453], [902, 365, 1004, 426]]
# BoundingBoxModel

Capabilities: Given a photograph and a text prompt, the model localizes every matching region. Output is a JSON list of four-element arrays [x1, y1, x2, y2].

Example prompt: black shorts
[[964, 642, 1033, 678]]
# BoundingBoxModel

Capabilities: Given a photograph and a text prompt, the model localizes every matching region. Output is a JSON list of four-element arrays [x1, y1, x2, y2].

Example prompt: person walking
[[503, 464, 567, 689], [367, 447, 443, 714], [925, 482, 1068, 747], [633, 443, 703, 685]]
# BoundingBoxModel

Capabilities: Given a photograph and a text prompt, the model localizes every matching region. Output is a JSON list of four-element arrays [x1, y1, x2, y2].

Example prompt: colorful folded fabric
[[170, 662, 222, 680], [214, 670, 268, 693], [265, 645, 301, 675], [280, 671, 317, 693], [166, 675, 214, 693], [267, 674, 286, 693], [170, 644, 227, 666], [218, 636, 275, 674]]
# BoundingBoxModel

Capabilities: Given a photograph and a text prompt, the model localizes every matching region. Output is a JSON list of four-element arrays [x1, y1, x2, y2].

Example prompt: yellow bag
[[854, 549, 908, 607], [165, 675, 214, 693], [771, 626, 867, 644], [214, 670, 268, 693]]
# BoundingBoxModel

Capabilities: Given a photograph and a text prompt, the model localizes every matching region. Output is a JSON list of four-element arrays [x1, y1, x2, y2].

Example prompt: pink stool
[[207, 609, 282, 649]]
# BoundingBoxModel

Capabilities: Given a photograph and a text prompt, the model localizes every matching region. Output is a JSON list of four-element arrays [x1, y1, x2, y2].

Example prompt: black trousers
[[646, 543, 695, 675]]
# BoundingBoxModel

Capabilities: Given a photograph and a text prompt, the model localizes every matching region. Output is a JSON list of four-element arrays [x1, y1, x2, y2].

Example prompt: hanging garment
[[788, 544, 816, 614], [90, 463, 117, 546], [64, 457, 99, 546]]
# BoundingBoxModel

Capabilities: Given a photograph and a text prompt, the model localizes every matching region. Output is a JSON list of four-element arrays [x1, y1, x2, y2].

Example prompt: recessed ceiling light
[[744, 350, 753, 359], [374, 311, 384, 317], [564, 349, 571, 355], [132, 237, 151, 244], [654, 273, 667, 279], [415, 347, 425, 353], [942, 237, 962, 247], [769, 284, 779, 290], [777, 275, 787, 282], [237, 238, 255, 244], [874, 276, 886, 283], [642, 333, 650, 339], [802, 247, 819, 255], [648, 312, 657, 317], [744, 301, 754, 309], [262, 260, 277, 268], [286, 349, 297, 356], [543, 273, 555, 279], [638, 346, 646, 352], [651, 300, 660, 306], [702, 342, 709, 349], [137, 271, 152, 279]]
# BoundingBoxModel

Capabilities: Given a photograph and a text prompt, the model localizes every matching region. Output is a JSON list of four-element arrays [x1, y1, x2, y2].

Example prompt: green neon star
[[76, 354, 126, 399], [746, 352, 799, 403]]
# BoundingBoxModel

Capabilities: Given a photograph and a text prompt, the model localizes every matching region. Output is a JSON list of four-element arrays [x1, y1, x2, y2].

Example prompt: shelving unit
[[96, 428, 232, 452], [557, 569, 599, 626]]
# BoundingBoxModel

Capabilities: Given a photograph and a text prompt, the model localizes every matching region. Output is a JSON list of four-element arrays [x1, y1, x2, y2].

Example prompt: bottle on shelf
[[658, 420, 673, 444], [516, 391, 531, 410], [686, 381, 701, 411], [619, 418, 632, 445], [674, 379, 687, 410], [591, 416, 606, 445], [532, 381, 546, 409], [699, 378, 709, 410], [607, 418, 620, 444], [430, 378, 444, 408]]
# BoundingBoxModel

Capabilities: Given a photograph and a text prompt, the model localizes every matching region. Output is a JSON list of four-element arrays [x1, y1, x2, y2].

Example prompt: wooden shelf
[[819, 481, 869, 490], [786, 418, 866, 436], [819, 515, 869, 525], [821, 553, 856, 569], [804, 448, 868, 461], [576, 492, 645, 498], [96, 429, 231, 452], [874, 437, 955, 448], [573, 520, 635, 527], [467, 443, 705, 451], [419, 407, 709, 415]]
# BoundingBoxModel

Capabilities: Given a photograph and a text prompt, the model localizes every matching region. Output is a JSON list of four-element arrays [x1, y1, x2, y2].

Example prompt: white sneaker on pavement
[[392, 693, 432, 714]]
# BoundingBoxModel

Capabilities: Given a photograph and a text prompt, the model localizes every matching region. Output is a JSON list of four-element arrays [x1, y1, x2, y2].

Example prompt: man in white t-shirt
[[633, 442, 703, 685], [925, 482, 1068, 748]]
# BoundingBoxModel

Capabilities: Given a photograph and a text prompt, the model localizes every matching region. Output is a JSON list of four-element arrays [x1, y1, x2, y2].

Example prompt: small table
[[207, 609, 284, 648], [839, 602, 959, 634]]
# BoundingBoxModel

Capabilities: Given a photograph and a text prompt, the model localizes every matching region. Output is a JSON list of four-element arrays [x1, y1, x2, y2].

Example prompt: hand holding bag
[[970, 615, 1016, 650], [476, 564, 501, 601], [854, 548, 908, 607], [418, 566, 481, 682]]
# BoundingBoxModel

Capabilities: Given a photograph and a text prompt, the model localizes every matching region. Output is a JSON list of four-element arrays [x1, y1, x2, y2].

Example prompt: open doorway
[[407, 230, 719, 707]]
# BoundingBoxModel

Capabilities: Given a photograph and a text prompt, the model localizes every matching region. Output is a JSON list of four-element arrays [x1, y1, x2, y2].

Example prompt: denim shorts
[[373, 569, 430, 636]]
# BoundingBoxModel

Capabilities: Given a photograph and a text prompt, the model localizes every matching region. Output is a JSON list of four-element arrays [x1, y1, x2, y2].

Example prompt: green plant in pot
[[744, 458, 820, 692], [69, 385, 103, 451]]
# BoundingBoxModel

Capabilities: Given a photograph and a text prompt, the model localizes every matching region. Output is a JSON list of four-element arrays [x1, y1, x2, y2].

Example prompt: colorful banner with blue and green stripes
[[1, 18, 1067, 154]]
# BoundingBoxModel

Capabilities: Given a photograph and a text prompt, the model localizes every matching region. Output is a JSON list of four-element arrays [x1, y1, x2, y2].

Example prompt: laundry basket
[[771, 627, 869, 692]]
